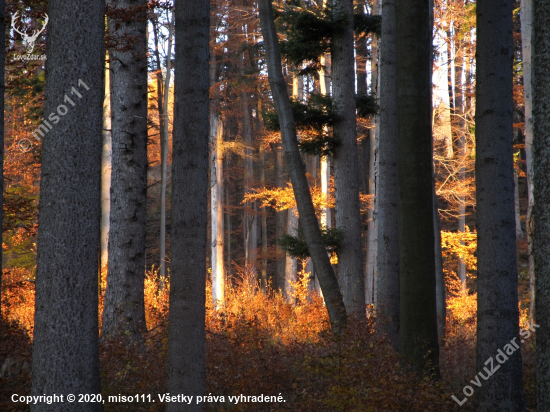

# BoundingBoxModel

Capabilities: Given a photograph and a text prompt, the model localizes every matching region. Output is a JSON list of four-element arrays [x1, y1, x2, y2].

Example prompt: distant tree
[[534, 0, 550, 410], [258, 0, 347, 332], [475, 0, 525, 409], [102, 0, 148, 343], [30, 0, 105, 410], [166, 0, 210, 410], [396, 0, 439, 373]]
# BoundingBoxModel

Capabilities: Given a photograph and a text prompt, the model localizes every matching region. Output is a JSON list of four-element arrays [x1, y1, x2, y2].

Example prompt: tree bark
[[31, 0, 104, 409], [476, 0, 526, 408], [396, 0, 439, 373], [331, 0, 365, 316], [166, 0, 209, 409], [258, 0, 347, 332], [376, 0, 399, 350], [102, 0, 148, 343], [0, 0, 4, 356], [534, 1, 550, 410], [285, 207, 299, 302], [521, 0, 535, 319], [274, 143, 285, 289]]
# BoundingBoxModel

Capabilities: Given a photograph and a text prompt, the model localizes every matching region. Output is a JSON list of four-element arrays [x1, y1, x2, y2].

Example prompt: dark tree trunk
[[166, 0, 210, 410], [274, 143, 285, 290], [475, 0, 525, 409], [258, 0, 347, 332], [396, 0, 439, 374], [0, 0, 4, 357], [30, 0, 105, 410], [533, 0, 550, 410], [376, 0, 399, 351], [102, 0, 148, 344], [331, 0, 365, 316]]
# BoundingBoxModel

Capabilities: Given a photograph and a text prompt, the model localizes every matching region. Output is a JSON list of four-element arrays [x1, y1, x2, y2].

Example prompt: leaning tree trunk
[[31, 0, 104, 410], [534, 1, 550, 410], [331, 0, 365, 316], [376, 0, 399, 351], [102, 0, 148, 343], [258, 0, 347, 332], [396, 0, 439, 373], [166, 0, 209, 410], [475, 0, 526, 409]]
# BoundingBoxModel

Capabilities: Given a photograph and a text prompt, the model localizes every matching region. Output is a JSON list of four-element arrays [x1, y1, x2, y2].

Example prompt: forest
[[0, 0, 548, 411]]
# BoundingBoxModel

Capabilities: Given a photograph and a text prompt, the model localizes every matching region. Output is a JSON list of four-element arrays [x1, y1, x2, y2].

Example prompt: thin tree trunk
[[285, 208, 299, 302], [31, 0, 104, 408], [211, 116, 225, 307], [434, 180, 445, 340], [258, 0, 347, 332], [376, 0, 399, 350], [102, 0, 148, 343], [454, 34, 467, 286], [166, 0, 209, 409], [101, 58, 112, 274], [332, 0, 365, 316], [521, 0, 535, 319], [514, 167, 524, 239], [155, 11, 174, 285], [396, 0, 439, 373], [274, 143, 285, 289], [534, 1, 550, 410], [475, 0, 526, 408], [225, 153, 232, 280]]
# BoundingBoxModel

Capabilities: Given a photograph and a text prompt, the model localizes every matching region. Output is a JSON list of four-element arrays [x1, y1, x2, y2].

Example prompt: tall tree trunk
[[475, 0, 526, 408], [534, 1, 550, 410], [167, 0, 209, 409], [154, 11, 174, 284], [257, 100, 269, 292], [434, 180, 446, 339], [331, 0, 365, 316], [211, 116, 225, 307], [0, 0, 4, 356], [101, 58, 111, 273], [521, 0, 535, 319], [365, 0, 379, 308], [258, 0, 347, 332], [396, 0, 439, 373], [454, 34, 467, 286], [376, 0, 399, 350], [102, 0, 148, 343], [31, 0, 104, 409]]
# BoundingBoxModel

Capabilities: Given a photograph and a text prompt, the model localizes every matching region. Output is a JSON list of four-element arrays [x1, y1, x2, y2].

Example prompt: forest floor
[[0, 245, 536, 411]]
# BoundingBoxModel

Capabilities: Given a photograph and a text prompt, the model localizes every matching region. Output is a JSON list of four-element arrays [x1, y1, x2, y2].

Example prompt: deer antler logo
[[11, 11, 49, 54]]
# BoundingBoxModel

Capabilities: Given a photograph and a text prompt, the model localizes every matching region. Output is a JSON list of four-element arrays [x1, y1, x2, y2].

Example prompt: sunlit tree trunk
[[258, 0, 347, 332], [476, 0, 525, 408], [332, 0, 365, 316], [534, 1, 550, 409], [102, 0, 148, 343], [167, 0, 209, 408], [376, 0, 399, 350], [101, 57, 111, 275], [211, 115, 225, 308], [396, 0, 439, 373], [31, 0, 104, 408]]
